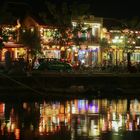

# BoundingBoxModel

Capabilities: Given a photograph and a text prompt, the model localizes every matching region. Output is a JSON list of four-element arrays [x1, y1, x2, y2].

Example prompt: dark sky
[[90, 0, 140, 19], [1, 0, 139, 20], [30, 0, 140, 20]]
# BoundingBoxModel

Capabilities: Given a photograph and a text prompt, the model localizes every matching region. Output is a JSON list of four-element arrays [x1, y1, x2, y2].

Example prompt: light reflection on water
[[0, 98, 140, 139]]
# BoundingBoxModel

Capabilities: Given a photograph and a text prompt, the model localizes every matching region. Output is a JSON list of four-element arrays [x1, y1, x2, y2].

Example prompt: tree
[[19, 28, 42, 59], [5, 50, 12, 71], [0, 37, 4, 49], [99, 37, 110, 62], [122, 30, 138, 68], [100, 38, 109, 50], [0, 2, 17, 25], [122, 16, 140, 30], [44, 1, 90, 26]]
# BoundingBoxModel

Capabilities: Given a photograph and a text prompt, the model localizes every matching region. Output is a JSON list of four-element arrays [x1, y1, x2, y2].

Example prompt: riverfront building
[[0, 15, 140, 67]]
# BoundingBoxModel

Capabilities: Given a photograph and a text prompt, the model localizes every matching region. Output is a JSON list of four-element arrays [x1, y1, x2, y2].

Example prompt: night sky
[[90, 0, 139, 19], [1, 0, 139, 20]]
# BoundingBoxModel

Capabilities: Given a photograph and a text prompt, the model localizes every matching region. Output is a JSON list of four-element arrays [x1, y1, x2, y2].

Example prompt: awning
[[3, 42, 25, 48]]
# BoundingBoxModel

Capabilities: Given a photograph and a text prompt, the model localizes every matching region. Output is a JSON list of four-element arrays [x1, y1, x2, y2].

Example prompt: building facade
[[1, 15, 140, 68]]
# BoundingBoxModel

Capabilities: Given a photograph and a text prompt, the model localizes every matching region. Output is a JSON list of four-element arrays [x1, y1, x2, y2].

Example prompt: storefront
[[42, 45, 61, 59], [131, 49, 140, 63], [43, 49, 60, 59], [78, 46, 99, 66], [0, 42, 27, 61]]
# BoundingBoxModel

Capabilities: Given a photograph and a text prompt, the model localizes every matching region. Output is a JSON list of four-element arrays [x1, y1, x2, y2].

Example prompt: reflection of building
[[0, 103, 5, 119], [39, 101, 71, 134], [70, 98, 140, 138], [1, 98, 140, 139]]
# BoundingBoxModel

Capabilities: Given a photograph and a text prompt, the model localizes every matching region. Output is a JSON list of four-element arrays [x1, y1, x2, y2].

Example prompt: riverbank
[[0, 71, 140, 101]]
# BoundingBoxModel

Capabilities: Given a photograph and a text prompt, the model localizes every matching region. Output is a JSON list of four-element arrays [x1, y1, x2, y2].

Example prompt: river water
[[0, 96, 140, 140]]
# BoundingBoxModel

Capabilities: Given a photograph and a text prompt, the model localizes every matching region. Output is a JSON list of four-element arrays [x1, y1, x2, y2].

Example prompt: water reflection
[[0, 98, 140, 139]]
